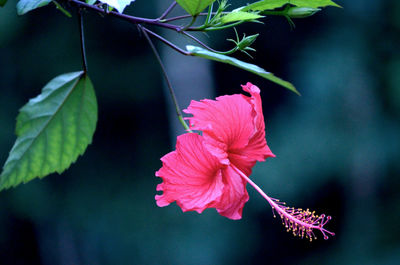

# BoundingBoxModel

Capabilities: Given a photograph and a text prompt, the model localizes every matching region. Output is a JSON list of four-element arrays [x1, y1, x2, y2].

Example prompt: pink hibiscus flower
[[156, 82, 334, 240]]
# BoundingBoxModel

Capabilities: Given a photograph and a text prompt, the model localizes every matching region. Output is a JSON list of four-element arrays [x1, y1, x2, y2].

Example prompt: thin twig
[[141, 27, 190, 56], [161, 11, 230, 23], [139, 25, 192, 132], [191, 20, 246, 31], [157, 1, 177, 21], [161, 14, 202, 23], [181, 31, 237, 55], [180, 31, 221, 53], [78, 9, 88, 73]]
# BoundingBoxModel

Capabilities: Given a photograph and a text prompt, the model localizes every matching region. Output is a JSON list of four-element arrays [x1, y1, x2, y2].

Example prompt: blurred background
[[1, 0, 399, 264]]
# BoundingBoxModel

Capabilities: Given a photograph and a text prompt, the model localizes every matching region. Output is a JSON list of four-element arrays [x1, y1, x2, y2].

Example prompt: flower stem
[[139, 25, 192, 132], [78, 8, 88, 74]]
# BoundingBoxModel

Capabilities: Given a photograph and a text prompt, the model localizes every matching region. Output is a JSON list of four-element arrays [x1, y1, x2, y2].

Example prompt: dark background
[[1, 0, 400, 264]]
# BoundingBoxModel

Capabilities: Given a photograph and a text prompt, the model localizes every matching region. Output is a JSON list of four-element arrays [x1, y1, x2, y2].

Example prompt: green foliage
[[286, 6, 321, 18], [242, 0, 340, 12], [0, 72, 98, 190], [226, 29, 258, 58], [4, 0, 336, 193], [176, 0, 216, 16], [241, 0, 287, 11], [220, 11, 264, 24], [186, 45, 299, 95], [97, 0, 135, 13], [16, 0, 51, 15], [290, 0, 340, 8]]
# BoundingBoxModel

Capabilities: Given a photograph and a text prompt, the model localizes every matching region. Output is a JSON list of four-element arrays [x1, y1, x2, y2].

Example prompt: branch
[[157, 1, 177, 21], [67, 0, 181, 31]]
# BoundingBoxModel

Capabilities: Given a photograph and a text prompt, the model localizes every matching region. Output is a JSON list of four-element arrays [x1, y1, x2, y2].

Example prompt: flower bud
[[237, 33, 259, 51], [286, 7, 320, 18]]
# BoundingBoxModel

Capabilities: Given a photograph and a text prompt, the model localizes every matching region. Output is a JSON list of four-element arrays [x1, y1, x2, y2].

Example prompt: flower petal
[[242, 82, 274, 158], [216, 165, 249, 220], [184, 94, 255, 153], [242, 82, 265, 136], [184, 83, 275, 175], [155, 133, 224, 213], [231, 82, 275, 175]]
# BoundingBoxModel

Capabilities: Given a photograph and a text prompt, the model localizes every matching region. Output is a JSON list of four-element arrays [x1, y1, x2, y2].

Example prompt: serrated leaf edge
[[0, 71, 91, 190]]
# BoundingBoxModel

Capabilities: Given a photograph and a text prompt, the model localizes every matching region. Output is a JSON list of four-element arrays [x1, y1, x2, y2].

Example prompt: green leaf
[[186, 45, 299, 95], [241, 0, 287, 11], [286, 6, 321, 18], [176, 0, 216, 16], [290, 0, 340, 8], [0, 0, 7, 7], [220, 11, 264, 24], [16, 0, 51, 15], [0, 72, 98, 190], [97, 0, 135, 13], [242, 0, 340, 12]]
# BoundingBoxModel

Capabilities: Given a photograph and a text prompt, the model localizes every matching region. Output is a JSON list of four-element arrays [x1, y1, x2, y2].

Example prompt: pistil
[[232, 165, 335, 241]]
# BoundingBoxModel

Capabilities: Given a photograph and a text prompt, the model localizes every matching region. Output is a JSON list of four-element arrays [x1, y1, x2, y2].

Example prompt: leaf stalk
[[78, 8, 88, 73]]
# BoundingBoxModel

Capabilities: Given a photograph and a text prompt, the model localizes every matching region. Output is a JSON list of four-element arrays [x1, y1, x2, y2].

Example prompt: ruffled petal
[[241, 82, 265, 136], [227, 83, 275, 175], [216, 165, 249, 220], [184, 83, 275, 175], [184, 94, 254, 154], [155, 133, 224, 213]]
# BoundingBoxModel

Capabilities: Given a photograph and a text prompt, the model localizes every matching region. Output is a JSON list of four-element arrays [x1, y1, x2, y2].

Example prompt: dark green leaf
[[176, 0, 216, 16], [242, 0, 340, 12], [0, 0, 7, 7], [0, 72, 98, 190], [16, 0, 51, 15], [186, 45, 299, 95]]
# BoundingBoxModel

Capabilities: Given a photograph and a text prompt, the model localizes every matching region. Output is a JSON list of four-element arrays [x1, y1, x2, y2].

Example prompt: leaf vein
[[3, 74, 82, 181]]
